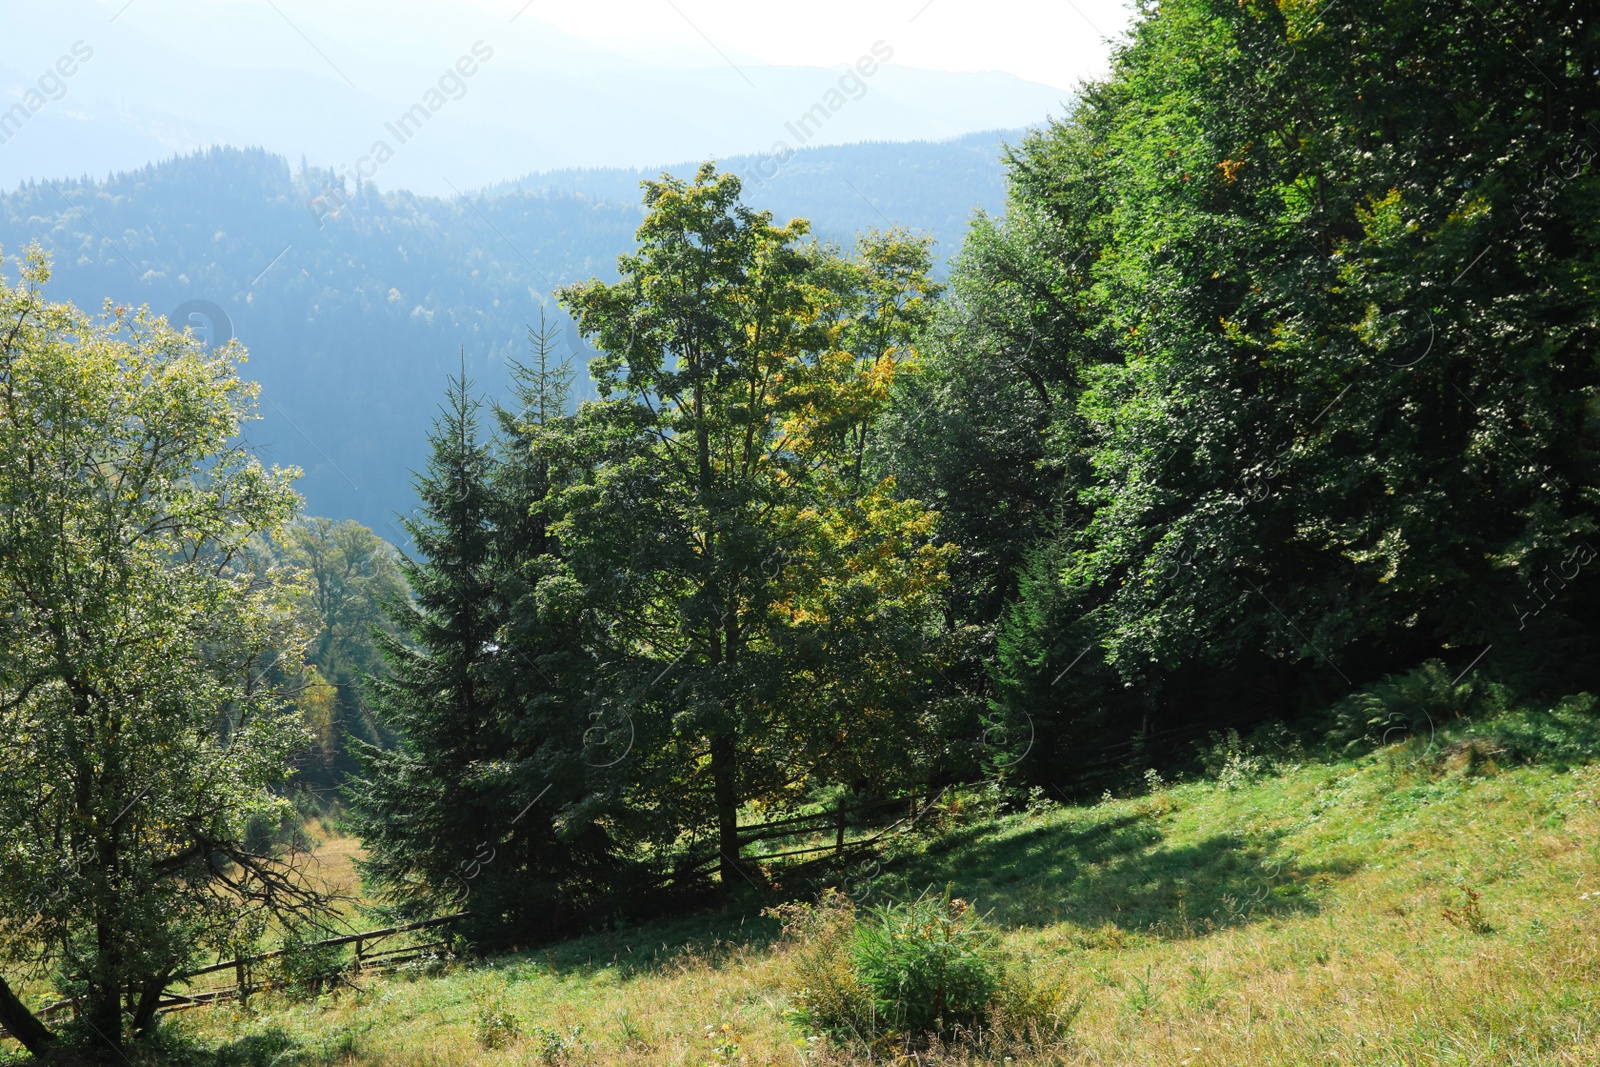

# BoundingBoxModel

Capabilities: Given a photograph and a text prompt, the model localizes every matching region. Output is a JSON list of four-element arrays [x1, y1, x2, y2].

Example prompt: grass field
[[139, 703, 1600, 1067]]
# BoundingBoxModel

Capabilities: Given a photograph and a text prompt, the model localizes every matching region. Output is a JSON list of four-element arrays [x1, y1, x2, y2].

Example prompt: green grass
[[25, 708, 1600, 1066]]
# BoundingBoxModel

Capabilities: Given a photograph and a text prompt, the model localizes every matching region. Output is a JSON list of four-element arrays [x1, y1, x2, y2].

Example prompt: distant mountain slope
[[488, 132, 1019, 255], [0, 133, 1023, 533], [0, 0, 1068, 195]]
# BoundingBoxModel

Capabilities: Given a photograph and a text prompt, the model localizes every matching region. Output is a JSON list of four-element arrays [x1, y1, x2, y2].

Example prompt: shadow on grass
[[509, 900, 784, 982], [877, 809, 1359, 937], [473, 804, 1362, 983], [209, 1029, 298, 1066], [117, 1025, 305, 1067]]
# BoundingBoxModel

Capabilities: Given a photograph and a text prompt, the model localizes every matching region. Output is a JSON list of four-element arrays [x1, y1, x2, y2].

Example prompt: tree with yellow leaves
[[553, 167, 952, 891]]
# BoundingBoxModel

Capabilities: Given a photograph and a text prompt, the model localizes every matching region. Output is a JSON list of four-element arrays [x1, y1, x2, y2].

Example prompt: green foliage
[[347, 326, 625, 947], [0, 138, 1013, 532], [271, 934, 349, 998], [1196, 722, 1307, 788], [551, 164, 953, 888], [1451, 693, 1600, 768], [852, 889, 1002, 1038], [769, 892, 873, 1041], [0, 246, 321, 1054], [896, 0, 1600, 771], [529, 1023, 586, 1065], [474, 1002, 522, 1050], [773, 887, 1074, 1047], [1324, 660, 1507, 753], [252, 517, 408, 796]]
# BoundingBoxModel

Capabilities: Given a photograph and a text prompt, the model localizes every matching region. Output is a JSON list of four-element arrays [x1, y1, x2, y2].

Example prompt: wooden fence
[[30, 912, 469, 1023], [12, 762, 1169, 1033]]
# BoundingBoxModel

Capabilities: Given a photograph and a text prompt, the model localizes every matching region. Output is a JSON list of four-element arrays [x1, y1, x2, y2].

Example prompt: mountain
[[0, 133, 1022, 535], [0, 0, 1069, 195]]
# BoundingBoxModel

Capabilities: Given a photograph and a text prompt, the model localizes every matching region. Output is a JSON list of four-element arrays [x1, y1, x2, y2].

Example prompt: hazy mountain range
[[0, 0, 1069, 195], [0, 133, 1023, 534]]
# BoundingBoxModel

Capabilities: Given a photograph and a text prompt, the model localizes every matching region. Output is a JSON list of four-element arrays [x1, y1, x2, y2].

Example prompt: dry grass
[[105, 735, 1600, 1065], [300, 818, 369, 928]]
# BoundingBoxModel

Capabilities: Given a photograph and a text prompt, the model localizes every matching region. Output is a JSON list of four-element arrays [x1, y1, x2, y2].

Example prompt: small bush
[[1325, 660, 1506, 753], [990, 953, 1085, 1041], [398, 948, 455, 979], [269, 935, 347, 997], [475, 1002, 522, 1050], [1197, 722, 1305, 788], [853, 888, 1001, 1037], [771, 887, 1079, 1049], [768, 890, 873, 1041], [530, 1024, 585, 1065]]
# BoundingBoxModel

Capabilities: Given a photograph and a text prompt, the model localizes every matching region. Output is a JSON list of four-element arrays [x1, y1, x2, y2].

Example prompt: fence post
[[354, 937, 363, 974], [235, 959, 248, 1007]]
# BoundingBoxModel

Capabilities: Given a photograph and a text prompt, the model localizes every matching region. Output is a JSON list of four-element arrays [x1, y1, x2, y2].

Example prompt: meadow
[[132, 701, 1600, 1067]]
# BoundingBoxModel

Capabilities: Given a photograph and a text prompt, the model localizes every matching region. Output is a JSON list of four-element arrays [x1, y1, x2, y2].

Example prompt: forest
[[0, 0, 1597, 1063], [0, 132, 1014, 533]]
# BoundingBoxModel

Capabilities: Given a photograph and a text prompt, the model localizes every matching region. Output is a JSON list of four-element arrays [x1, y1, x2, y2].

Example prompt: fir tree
[[347, 363, 507, 934]]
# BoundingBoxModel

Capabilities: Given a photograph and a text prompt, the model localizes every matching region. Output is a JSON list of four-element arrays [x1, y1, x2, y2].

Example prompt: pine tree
[[347, 362, 507, 933], [350, 337, 631, 944]]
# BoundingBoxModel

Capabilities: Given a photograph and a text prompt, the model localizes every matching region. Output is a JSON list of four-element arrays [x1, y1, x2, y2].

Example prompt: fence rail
[[28, 912, 470, 1024], [10, 729, 1207, 1033]]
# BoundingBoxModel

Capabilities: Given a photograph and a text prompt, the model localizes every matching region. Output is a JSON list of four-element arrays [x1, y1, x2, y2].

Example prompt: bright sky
[[2, 0, 1137, 189], [505, 0, 1135, 90], [59, 0, 1136, 95]]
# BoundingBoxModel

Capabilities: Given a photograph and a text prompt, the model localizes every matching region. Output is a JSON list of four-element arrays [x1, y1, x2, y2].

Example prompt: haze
[[0, 0, 1134, 194]]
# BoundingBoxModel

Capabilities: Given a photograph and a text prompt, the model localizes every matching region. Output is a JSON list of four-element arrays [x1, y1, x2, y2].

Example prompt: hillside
[[0, 133, 1016, 534], [154, 702, 1600, 1066]]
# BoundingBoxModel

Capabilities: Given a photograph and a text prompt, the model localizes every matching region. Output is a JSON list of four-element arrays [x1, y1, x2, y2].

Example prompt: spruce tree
[[351, 337, 630, 944], [347, 364, 505, 936]]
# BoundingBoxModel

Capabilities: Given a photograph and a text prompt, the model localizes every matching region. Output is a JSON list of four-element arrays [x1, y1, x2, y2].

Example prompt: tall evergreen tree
[[347, 366, 504, 934], [350, 334, 632, 943]]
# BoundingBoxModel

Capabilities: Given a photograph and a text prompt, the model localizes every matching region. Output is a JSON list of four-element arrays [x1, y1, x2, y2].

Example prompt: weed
[[532, 1023, 587, 1065], [1124, 966, 1160, 1014], [1441, 887, 1494, 934], [1197, 723, 1306, 788], [474, 1001, 521, 1049]]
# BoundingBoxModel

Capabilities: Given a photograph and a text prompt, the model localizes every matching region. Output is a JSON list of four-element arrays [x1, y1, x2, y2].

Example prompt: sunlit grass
[[97, 726, 1600, 1064]]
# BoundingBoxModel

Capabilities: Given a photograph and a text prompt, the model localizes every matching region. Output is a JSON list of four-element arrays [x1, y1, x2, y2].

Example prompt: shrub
[[989, 953, 1085, 1043], [475, 1002, 522, 1049], [530, 1024, 585, 1065], [771, 886, 1079, 1049], [768, 890, 873, 1041], [1196, 722, 1305, 788], [853, 888, 1001, 1037], [269, 934, 347, 997], [1324, 660, 1506, 753]]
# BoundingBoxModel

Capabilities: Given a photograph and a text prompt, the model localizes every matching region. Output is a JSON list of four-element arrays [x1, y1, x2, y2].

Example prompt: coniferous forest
[[1, 0, 1599, 1063]]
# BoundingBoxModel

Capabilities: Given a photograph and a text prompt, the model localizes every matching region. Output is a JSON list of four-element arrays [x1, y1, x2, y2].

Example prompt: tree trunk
[[710, 731, 740, 889], [0, 976, 54, 1056], [87, 918, 123, 1056], [84, 980, 122, 1057], [131, 971, 170, 1036]]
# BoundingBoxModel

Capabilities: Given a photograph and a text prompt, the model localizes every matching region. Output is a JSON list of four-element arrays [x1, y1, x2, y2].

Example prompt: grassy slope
[[168, 734, 1600, 1067]]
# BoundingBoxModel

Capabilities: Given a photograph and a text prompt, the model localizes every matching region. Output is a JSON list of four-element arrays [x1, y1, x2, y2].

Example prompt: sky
[[0, 0, 1138, 192], [478, 0, 1124, 90]]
